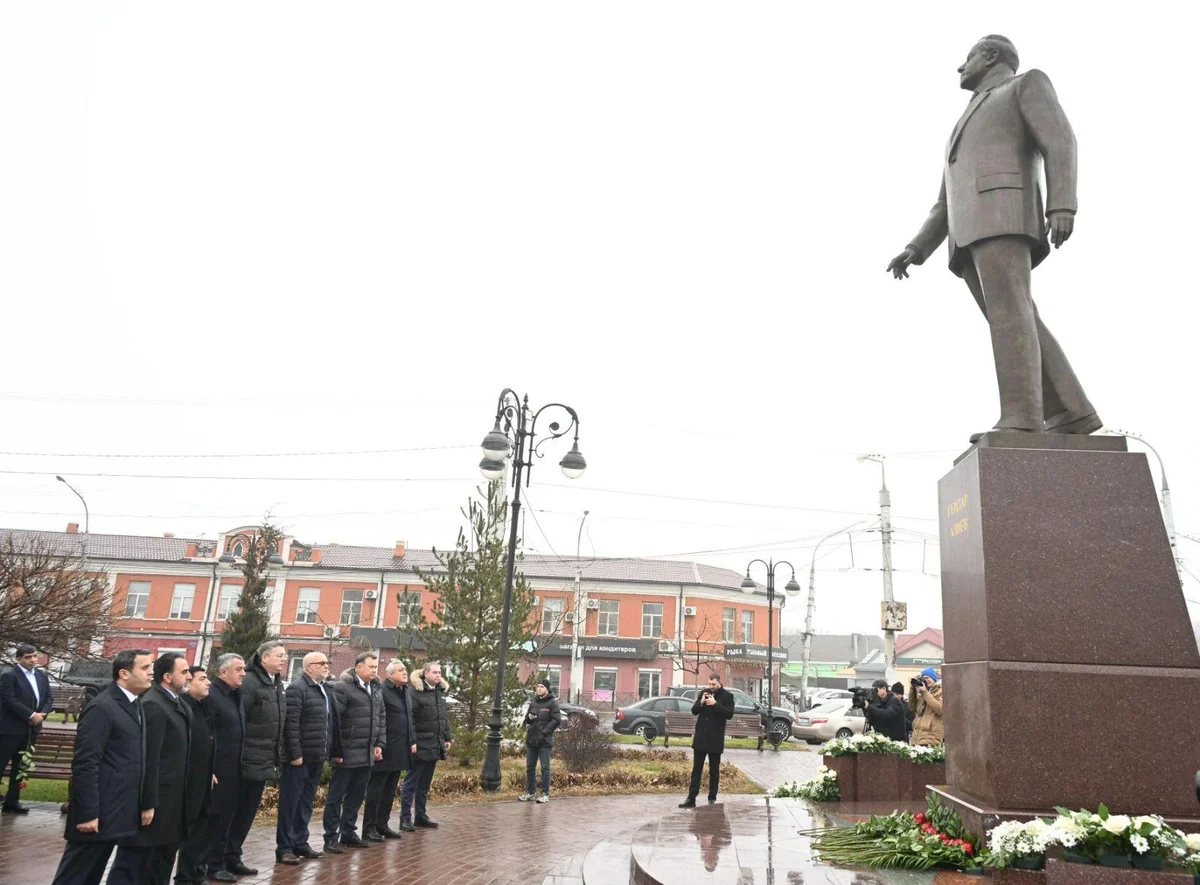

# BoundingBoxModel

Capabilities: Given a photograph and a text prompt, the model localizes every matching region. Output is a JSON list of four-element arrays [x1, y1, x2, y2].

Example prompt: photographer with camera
[[679, 674, 734, 808], [854, 679, 907, 742], [908, 667, 944, 747]]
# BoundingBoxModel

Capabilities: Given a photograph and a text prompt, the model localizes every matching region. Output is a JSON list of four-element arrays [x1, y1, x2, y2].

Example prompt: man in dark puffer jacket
[[323, 651, 385, 852], [518, 678, 561, 803], [226, 641, 287, 877], [276, 652, 336, 865], [400, 661, 452, 831]]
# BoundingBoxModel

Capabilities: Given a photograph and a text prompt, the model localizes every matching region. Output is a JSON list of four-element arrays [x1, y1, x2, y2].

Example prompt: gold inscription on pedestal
[[950, 518, 968, 537], [945, 494, 969, 518]]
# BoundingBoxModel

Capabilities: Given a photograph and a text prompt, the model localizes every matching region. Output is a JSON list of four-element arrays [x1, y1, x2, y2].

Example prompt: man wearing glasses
[[276, 653, 338, 865]]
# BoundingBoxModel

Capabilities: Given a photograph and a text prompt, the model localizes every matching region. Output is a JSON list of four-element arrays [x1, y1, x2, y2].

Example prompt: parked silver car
[[790, 700, 867, 743]]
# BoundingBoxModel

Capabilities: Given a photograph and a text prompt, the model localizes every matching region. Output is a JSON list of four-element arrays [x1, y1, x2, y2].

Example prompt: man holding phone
[[679, 674, 735, 808]]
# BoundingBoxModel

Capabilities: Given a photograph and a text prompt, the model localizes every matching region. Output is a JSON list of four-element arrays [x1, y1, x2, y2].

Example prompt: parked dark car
[[669, 685, 798, 742], [61, 659, 111, 704], [612, 695, 691, 742]]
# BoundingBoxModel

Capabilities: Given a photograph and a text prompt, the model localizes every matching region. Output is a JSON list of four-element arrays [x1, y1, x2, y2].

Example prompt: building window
[[217, 584, 241, 620], [296, 587, 319, 624], [722, 607, 736, 642], [539, 665, 562, 696], [592, 668, 617, 701], [541, 597, 565, 633], [288, 655, 306, 682], [169, 583, 195, 620], [124, 581, 150, 618], [340, 589, 364, 626], [741, 610, 754, 644], [397, 590, 423, 629], [637, 669, 661, 700], [596, 599, 619, 636], [157, 647, 188, 663], [641, 602, 663, 638]]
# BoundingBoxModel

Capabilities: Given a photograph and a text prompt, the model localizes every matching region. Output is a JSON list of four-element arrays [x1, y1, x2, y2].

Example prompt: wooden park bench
[[0, 725, 76, 813], [662, 711, 766, 751]]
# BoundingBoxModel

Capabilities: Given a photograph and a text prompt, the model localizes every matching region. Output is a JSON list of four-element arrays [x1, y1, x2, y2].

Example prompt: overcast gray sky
[[3, 3, 1198, 640]]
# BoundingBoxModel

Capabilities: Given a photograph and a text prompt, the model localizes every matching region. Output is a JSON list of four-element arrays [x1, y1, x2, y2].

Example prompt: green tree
[[218, 522, 284, 662], [415, 484, 539, 766]]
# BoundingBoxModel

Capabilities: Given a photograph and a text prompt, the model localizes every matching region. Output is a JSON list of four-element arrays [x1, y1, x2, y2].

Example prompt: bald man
[[276, 653, 337, 865]]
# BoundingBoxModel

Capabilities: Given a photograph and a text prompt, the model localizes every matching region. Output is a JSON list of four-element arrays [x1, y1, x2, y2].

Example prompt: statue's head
[[958, 35, 1019, 91]]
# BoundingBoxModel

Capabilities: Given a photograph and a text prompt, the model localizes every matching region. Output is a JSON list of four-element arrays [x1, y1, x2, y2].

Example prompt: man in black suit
[[0, 643, 54, 814], [49, 648, 154, 885], [131, 652, 193, 885], [176, 666, 217, 885], [204, 653, 246, 884]]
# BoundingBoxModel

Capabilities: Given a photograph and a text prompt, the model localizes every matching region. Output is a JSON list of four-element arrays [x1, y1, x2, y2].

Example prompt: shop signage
[[723, 643, 789, 662], [536, 636, 659, 660]]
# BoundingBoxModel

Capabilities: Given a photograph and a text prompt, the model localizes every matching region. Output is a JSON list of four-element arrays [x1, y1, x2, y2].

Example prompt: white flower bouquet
[[771, 766, 840, 802]]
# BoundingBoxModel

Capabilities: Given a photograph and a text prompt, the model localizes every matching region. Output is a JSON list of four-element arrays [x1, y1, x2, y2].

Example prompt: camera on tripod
[[850, 686, 872, 709]]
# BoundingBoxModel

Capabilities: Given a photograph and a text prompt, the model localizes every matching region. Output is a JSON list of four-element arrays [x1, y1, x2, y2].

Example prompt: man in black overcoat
[[362, 659, 414, 839], [679, 673, 735, 808], [175, 666, 217, 885], [49, 648, 154, 885], [0, 643, 54, 814], [204, 653, 246, 884], [131, 652, 193, 885]]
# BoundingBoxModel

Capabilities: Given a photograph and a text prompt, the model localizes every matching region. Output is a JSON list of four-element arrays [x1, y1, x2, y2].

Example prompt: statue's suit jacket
[[907, 69, 1078, 277]]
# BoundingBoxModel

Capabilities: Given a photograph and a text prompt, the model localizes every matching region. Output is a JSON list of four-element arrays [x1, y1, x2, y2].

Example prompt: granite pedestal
[[934, 432, 1200, 830]]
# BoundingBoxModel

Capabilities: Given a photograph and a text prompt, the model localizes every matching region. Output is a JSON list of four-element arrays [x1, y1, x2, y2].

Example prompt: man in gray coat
[[887, 35, 1098, 441], [323, 651, 385, 853]]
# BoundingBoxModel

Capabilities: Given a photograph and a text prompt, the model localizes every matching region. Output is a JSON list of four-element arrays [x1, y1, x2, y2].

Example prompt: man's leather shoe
[[399, 820, 416, 832], [364, 831, 385, 843], [678, 799, 697, 808], [275, 854, 301, 865], [379, 826, 404, 839], [208, 874, 237, 884], [295, 846, 324, 858], [707, 798, 717, 805], [323, 842, 345, 854], [341, 834, 370, 847], [227, 864, 258, 876], [414, 816, 439, 829], [0, 804, 29, 815], [1045, 411, 1102, 435]]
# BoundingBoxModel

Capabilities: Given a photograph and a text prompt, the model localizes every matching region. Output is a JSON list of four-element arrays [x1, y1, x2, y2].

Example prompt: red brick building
[[5, 524, 787, 706]]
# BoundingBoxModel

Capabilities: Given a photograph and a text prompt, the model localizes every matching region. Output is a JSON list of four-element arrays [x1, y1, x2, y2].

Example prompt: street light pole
[[56, 475, 89, 562], [858, 455, 896, 683], [569, 510, 589, 705], [741, 559, 801, 740], [800, 522, 863, 706], [477, 390, 587, 792]]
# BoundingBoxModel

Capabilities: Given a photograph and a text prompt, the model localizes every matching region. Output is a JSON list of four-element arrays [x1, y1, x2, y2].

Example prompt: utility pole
[[800, 522, 863, 707], [569, 510, 589, 704], [858, 455, 896, 684]]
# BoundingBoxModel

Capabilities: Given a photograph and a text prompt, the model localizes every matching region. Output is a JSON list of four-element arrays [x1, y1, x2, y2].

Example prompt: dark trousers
[[525, 745, 551, 795], [323, 766, 369, 842], [0, 731, 29, 807], [687, 750, 722, 802], [50, 842, 148, 885], [205, 769, 240, 874], [147, 844, 179, 885], [362, 768, 403, 834], [276, 761, 323, 854], [226, 779, 266, 867], [175, 813, 209, 885], [400, 759, 436, 822]]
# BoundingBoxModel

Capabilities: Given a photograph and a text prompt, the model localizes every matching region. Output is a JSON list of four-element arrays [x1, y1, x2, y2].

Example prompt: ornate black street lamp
[[741, 558, 800, 739], [478, 389, 586, 792]]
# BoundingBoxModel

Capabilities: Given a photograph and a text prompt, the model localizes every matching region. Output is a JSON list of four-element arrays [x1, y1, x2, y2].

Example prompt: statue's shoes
[[1044, 411, 1102, 435], [968, 426, 1038, 444]]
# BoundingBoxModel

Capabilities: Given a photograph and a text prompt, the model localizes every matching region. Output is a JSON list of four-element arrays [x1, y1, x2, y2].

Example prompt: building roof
[[779, 632, 883, 665], [895, 627, 944, 655], [0, 527, 749, 593]]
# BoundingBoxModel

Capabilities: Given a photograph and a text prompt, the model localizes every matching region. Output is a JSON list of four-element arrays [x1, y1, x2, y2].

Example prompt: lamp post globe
[[558, 443, 587, 480], [740, 572, 757, 594], [784, 576, 802, 598], [481, 424, 511, 462], [479, 458, 507, 481]]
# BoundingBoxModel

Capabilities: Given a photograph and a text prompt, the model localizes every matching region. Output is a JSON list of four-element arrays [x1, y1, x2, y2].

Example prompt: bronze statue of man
[[887, 35, 1100, 442]]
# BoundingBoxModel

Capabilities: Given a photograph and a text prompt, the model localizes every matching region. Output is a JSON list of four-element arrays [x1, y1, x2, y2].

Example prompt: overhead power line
[[0, 444, 474, 459]]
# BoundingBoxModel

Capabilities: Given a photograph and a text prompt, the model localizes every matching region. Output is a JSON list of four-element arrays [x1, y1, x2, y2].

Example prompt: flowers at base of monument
[[1050, 805, 1188, 864], [770, 767, 839, 801], [818, 733, 945, 764], [805, 801, 980, 871]]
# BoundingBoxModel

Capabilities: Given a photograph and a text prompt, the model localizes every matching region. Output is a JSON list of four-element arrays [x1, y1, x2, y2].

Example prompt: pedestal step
[[579, 839, 635, 885]]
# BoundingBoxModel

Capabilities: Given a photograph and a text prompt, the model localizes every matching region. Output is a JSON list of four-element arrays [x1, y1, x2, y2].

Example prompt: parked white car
[[790, 700, 867, 743]]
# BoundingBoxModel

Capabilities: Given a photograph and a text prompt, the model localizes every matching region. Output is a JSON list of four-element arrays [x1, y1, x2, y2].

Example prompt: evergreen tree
[[218, 522, 283, 662], [415, 484, 537, 765]]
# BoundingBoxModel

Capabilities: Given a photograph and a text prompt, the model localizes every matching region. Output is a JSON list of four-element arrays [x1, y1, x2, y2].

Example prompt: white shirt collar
[[117, 684, 138, 703]]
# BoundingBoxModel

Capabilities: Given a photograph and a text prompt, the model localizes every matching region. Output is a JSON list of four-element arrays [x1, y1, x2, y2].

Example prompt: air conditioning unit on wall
[[533, 597, 540, 606], [585, 599, 600, 610], [683, 606, 697, 616], [564, 612, 576, 624], [365, 590, 378, 600], [658, 640, 675, 654], [323, 625, 338, 638]]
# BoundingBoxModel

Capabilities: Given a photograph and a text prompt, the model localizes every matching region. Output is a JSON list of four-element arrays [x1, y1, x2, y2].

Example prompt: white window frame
[[217, 584, 241, 620], [287, 655, 306, 682], [124, 581, 150, 618], [169, 583, 195, 620], [539, 665, 562, 695], [722, 607, 736, 642], [397, 590, 423, 629], [340, 589, 364, 626], [157, 647, 189, 665], [741, 610, 754, 644], [541, 597, 565, 634], [641, 602, 663, 638], [592, 667, 617, 692], [637, 669, 661, 699], [296, 587, 320, 624], [597, 599, 619, 636]]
